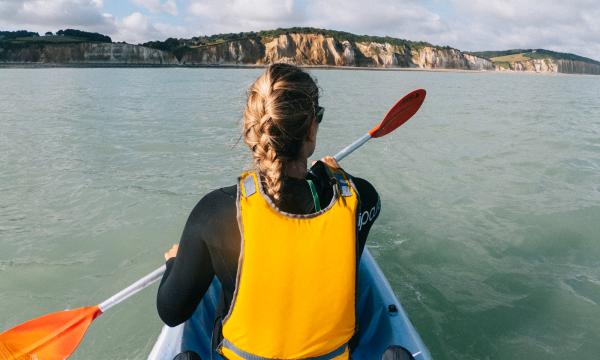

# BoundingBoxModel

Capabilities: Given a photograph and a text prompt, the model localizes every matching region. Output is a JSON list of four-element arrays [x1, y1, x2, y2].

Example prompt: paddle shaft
[[333, 133, 371, 162], [98, 264, 166, 312]]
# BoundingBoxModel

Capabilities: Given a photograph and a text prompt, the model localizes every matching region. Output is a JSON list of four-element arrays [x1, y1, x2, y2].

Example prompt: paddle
[[0, 88, 426, 359], [333, 88, 426, 161], [0, 266, 165, 359]]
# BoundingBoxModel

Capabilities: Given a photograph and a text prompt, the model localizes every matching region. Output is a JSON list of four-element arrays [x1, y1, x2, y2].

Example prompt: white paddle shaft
[[99, 264, 166, 312], [333, 133, 372, 162]]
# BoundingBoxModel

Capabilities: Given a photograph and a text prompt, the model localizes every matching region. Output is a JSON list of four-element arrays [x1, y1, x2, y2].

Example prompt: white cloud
[[131, 0, 178, 16], [445, 0, 600, 59], [187, 0, 305, 34], [307, 0, 448, 43], [116, 12, 158, 43], [113, 11, 187, 43], [0, 0, 116, 34]]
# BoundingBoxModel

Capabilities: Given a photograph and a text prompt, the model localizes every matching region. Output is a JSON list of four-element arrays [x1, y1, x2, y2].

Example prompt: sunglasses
[[315, 106, 325, 124]]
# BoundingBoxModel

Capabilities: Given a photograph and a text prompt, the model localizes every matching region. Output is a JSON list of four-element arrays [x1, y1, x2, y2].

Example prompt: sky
[[1, 0, 599, 61]]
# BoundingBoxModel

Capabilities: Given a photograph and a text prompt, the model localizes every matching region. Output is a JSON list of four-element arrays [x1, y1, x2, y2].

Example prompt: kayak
[[148, 249, 432, 359]]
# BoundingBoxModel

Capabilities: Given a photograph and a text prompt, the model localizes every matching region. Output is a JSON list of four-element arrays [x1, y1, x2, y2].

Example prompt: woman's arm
[[351, 176, 381, 255], [156, 196, 216, 327]]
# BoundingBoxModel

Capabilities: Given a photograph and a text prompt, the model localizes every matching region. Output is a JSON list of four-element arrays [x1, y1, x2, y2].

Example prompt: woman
[[157, 63, 380, 359]]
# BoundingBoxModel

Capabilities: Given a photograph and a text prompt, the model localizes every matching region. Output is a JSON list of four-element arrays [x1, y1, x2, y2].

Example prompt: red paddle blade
[[0, 306, 101, 359], [368, 89, 426, 138]]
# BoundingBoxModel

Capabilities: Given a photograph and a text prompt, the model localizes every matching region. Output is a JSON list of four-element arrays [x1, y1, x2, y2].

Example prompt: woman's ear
[[307, 119, 318, 143]]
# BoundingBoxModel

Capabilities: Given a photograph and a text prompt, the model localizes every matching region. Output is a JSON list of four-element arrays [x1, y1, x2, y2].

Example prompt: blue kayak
[[148, 250, 432, 359]]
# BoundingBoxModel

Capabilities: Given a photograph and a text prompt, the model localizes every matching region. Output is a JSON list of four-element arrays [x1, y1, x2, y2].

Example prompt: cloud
[[131, 0, 178, 16], [187, 0, 305, 34], [0, 0, 116, 34], [306, 0, 448, 43], [0, 0, 185, 44], [445, 0, 600, 59], [114, 11, 187, 43]]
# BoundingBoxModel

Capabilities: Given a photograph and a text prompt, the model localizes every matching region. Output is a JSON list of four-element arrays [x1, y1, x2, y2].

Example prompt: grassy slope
[[472, 49, 600, 65]]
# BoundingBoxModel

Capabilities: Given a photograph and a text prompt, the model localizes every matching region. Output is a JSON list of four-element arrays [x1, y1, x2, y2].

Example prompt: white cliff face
[[495, 58, 600, 75], [262, 34, 352, 66], [501, 59, 558, 72], [82, 43, 178, 64], [4, 33, 597, 74], [0, 42, 178, 64], [412, 47, 494, 70], [341, 41, 355, 65], [557, 59, 600, 74], [179, 38, 264, 65], [355, 42, 401, 66], [464, 53, 495, 71], [177, 33, 493, 70]]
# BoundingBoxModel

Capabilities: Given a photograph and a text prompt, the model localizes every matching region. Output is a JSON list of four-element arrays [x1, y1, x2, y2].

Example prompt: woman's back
[[156, 170, 380, 328]]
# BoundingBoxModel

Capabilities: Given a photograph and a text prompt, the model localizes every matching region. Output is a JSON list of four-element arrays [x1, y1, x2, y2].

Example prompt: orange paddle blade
[[0, 306, 101, 360], [369, 89, 426, 138]]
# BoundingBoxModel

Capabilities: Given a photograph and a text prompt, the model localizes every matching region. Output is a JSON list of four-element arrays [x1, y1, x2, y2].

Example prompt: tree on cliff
[[0, 30, 39, 40], [56, 29, 111, 43]]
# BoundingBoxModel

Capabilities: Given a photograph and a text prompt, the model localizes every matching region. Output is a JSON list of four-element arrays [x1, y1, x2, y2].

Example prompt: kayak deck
[[149, 250, 431, 359]]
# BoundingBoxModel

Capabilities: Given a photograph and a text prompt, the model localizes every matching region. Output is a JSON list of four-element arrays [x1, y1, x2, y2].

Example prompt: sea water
[[1, 68, 599, 359]]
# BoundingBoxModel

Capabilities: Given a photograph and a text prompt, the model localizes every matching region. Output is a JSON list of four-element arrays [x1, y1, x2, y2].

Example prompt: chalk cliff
[[179, 33, 494, 70], [0, 42, 177, 65], [494, 58, 600, 75], [2, 29, 599, 75], [471, 49, 600, 75]]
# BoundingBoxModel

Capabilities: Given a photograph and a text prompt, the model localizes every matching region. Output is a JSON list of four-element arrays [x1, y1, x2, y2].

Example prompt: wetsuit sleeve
[[349, 175, 381, 255], [156, 195, 216, 327]]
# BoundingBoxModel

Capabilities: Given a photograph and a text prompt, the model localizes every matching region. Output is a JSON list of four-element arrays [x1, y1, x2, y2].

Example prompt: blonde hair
[[243, 63, 320, 205]]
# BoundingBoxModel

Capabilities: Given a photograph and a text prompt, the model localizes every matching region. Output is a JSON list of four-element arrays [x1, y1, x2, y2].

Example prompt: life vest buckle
[[333, 173, 352, 197], [244, 176, 256, 197]]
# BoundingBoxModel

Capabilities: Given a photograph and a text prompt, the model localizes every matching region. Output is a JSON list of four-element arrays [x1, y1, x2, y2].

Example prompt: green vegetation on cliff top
[[471, 49, 600, 65], [142, 27, 442, 53], [0, 29, 111, 47]]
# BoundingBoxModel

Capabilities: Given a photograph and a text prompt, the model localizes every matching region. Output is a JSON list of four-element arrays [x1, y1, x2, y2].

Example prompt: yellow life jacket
[[219, 169, 359, 360]]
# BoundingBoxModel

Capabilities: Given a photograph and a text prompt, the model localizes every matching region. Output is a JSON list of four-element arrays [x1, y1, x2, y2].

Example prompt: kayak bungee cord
[[0, 89, 426, 360]]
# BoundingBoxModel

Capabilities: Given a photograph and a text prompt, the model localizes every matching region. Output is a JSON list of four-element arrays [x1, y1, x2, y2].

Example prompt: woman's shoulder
[[188, 185, 238, 222], [348, 175, 377, 195]]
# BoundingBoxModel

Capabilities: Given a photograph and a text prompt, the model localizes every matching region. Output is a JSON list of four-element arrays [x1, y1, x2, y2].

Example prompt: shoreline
[[0, 62, 594, 75]]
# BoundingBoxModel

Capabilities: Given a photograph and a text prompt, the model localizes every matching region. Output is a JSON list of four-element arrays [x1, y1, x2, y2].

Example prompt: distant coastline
[[1, 62, 593, 77], [2, 27, 599, 75]]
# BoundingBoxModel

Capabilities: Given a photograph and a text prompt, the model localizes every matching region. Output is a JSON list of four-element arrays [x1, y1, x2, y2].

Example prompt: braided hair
[[242, 63, 320, 205]]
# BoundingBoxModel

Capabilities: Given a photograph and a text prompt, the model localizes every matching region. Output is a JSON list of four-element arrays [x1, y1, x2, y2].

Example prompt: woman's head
[[243, 63, 320, 204]]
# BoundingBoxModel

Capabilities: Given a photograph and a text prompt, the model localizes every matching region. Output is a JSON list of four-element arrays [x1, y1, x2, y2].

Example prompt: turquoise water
[[1, 68, 599, 359]]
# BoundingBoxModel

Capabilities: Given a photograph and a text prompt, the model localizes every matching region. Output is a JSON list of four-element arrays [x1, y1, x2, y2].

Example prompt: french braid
[[242, 63, 319, 205]]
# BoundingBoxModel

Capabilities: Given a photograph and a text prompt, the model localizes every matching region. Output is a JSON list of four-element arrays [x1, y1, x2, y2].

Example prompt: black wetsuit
[[156, 161, 381, 332]]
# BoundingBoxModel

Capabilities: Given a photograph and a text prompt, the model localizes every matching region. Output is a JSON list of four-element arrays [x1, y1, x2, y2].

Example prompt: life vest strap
[[306, 179, 321, 212], [221, 338, 348, 360], [243, 175, 256, 197]]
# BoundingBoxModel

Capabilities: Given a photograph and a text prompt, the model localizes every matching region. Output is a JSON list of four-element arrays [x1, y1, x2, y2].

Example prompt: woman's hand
[[319, 156, 340, 169], [164, 244, 179, 261]]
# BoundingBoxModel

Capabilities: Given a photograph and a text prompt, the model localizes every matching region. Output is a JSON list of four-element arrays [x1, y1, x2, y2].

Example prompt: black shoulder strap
[[323, 166, 353, 197]]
